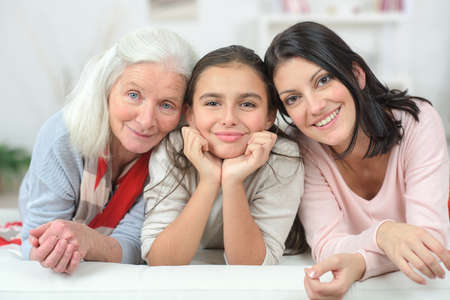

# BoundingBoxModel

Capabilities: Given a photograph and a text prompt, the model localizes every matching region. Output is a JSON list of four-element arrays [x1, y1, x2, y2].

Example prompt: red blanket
[[0, 221, 22, 246]]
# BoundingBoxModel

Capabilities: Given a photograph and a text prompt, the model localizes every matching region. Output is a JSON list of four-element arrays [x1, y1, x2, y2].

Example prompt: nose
[[136, 101, 156, 130], [221, 106, 237, 127], [305, 93, 326, 115]]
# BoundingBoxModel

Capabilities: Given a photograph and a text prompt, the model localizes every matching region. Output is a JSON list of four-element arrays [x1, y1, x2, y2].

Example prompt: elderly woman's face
[[108, 62, 186, 157]]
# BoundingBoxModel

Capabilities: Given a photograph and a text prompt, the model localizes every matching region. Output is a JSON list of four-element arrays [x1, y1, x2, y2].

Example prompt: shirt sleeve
[[140, 142, 190, 264], [19, 124, 82, 260], [401, 102, 449, 245], [250, 139, 304, 265]]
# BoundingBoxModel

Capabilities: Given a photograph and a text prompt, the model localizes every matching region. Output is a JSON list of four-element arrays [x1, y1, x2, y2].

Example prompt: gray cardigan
[[19, 111, 145, 264]]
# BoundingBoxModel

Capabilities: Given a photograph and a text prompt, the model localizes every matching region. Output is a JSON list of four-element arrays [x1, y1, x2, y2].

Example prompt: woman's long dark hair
[[264, 21, 430, 159], [159, 45, 307, 254]]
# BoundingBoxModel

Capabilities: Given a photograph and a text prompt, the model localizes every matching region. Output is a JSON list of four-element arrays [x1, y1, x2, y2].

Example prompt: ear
[[183, 104, 195, 127], [352, 63, 366, 90], [264, 109, 277, 130]]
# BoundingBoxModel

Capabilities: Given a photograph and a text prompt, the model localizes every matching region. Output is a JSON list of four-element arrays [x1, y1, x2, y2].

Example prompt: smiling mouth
[[215, 132, 244, 142], [128, 126, 152, 138], [313, 107, 341, 127]]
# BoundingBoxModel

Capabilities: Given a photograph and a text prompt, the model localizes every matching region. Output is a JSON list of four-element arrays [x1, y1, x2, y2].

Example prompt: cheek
[[246, 114, 268, 132], [109, 100, 134, 122], [286, 106, 306, 129], [157, 112, 182, 133]]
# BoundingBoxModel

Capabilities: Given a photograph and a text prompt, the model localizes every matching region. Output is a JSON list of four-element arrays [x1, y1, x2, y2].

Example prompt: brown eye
[[285, 95, 301, 106], [317, 74, 331, 87]]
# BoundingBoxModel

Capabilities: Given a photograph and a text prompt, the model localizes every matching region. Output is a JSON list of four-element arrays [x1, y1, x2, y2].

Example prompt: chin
[[212, 148, 245, 159]]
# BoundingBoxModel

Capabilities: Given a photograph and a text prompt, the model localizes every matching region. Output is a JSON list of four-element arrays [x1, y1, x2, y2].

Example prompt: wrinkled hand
[[222, 131, 276, 184], [29, 220, 90, 274], [376, 221, 450, 284], [304, 253, 365, 300], [182, 127, 222, 184]]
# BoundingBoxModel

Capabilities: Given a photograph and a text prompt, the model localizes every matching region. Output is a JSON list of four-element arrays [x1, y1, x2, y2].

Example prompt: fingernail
[[309, 271, 316, 278]]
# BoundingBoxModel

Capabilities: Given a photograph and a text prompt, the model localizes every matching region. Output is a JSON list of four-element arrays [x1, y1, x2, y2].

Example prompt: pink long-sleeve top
[[296, 100, 450, 280]]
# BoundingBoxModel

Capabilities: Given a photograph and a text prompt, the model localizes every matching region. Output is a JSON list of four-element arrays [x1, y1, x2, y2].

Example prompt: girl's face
[[273, 57, 364, 153], [185, 63, 275, 159], [108, 62, 186, 160]]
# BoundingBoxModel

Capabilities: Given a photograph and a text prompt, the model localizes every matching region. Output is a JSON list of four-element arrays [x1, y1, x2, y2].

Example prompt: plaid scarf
[[73, 151, 151, 234]]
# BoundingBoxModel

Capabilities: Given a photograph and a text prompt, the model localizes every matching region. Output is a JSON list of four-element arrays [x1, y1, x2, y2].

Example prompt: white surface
[[1, 205, 449, 300], [0, 245, 449, 300]]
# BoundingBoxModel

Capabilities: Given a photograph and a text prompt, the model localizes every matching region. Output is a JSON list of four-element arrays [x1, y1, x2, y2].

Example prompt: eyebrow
[[199, 92, 263, 101], [238, 92, 262, 101], [123, 81, 142, 89], [199, 93, 223, 100], [278, 68, 323, 96]]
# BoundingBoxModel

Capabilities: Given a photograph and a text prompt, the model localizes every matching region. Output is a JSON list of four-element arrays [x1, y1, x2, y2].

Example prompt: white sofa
[[1, 208, 449, 300]]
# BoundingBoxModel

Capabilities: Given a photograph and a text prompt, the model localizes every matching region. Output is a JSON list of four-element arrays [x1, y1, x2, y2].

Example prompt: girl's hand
[[304, 253, 366, 300], [29, 220, 86, 274], [222, 131, 276, 184], [182, 127, 222, 185], [376, 221, 450, 284]]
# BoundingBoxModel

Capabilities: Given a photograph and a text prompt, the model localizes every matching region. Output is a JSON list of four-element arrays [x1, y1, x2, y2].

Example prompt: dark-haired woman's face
[[273, 57, 356, 152]]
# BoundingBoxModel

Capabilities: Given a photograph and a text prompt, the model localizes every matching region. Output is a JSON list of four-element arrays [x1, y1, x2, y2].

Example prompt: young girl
[[141, 45, 304, 265], [265, 21, 450, 299]]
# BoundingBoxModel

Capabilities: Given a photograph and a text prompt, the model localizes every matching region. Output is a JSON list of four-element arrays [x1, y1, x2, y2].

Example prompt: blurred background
[[0, 0, 449, 194]]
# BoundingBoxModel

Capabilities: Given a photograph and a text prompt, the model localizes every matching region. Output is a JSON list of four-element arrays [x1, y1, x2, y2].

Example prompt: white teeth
[[314, 108, 340, 127]]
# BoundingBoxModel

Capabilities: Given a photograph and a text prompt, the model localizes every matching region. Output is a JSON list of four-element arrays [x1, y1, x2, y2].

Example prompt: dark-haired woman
[[265, 21, 450, 299]]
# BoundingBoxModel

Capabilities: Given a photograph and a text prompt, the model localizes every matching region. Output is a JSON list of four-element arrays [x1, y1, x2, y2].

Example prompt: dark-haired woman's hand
[[376, 221, 450, 284], [304, 253, 365, 300]]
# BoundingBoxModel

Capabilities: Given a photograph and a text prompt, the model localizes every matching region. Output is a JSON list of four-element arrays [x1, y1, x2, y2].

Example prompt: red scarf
[[88, 152, 151, 229], [73, 151, 150, 234]]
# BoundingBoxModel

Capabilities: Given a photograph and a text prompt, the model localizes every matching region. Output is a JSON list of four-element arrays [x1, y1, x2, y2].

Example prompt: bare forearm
[[222, 182, 266, 265], [147, 181, 219, 266]]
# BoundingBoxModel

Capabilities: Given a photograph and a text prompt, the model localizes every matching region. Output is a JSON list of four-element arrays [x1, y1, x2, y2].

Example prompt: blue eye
[[128, 91, 139, 100], [161, 102, 173, 110]]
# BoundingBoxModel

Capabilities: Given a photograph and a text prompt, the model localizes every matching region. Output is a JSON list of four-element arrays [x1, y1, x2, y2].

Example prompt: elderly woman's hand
[[376, 221, 450, 284], [29, 220, 92, 274]]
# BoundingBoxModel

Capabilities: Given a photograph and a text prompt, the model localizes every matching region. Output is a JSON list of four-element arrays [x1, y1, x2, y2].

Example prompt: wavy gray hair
[[63, 27, 197, 158]]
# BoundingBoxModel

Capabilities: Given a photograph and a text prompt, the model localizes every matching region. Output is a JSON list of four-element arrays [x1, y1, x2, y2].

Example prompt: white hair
[[63, 28, 197, 158]]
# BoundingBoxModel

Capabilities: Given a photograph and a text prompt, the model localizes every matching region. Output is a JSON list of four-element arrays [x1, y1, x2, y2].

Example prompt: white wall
[[0, 0, 448, 151]]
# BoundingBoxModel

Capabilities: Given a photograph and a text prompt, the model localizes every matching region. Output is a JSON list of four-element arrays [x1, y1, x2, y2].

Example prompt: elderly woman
[[19, 27, 196, 274]]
